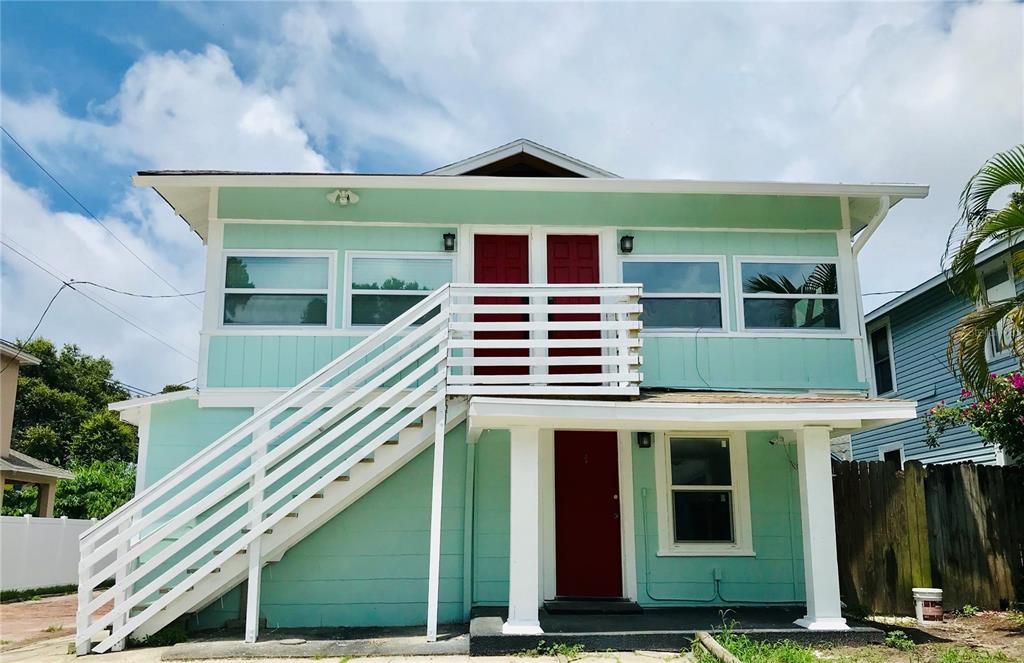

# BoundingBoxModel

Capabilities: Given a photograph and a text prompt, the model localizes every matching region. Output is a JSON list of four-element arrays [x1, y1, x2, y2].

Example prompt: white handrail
[[79, 282, 644, 654]]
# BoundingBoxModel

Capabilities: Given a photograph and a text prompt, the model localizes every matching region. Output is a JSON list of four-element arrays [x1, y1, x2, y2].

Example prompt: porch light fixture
[[619, 235, 634, 254], [442, 233, 457, 252], [326, 189, 359, 206], [636, 431, 653, 448]]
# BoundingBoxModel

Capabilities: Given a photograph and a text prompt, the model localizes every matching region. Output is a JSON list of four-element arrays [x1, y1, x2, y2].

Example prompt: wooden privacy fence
[[833, 460, 1024, 615]]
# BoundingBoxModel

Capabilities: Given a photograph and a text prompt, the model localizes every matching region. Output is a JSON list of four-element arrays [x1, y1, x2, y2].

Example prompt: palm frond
[[802, 263, 838, 295], [947, 294, 1024, 393], [744, 274, 800, 295], [947, 206, 1024, 298], [959, 144, 1024, 223]]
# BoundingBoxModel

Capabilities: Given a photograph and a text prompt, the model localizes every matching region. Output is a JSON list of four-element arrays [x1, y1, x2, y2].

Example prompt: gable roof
[[0, 339, 41, 366], [866, 238, 1022, 322], [425, 138, 618, 178]]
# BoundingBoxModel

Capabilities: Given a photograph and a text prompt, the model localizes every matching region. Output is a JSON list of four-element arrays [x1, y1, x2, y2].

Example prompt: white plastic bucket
[[912, 587, 943, 624]]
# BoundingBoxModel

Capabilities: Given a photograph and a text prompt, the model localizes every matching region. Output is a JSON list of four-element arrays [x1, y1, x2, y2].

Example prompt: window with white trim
[[348, 253, 454, 326], [740, 260, 840, 330], [983, 260, 1016, 360], [621, 259, 724, 329], [655, 432, 753, 556], [868, 321, 896, 395], [878, 442, 905, 468], [223, 254, 331, 326]]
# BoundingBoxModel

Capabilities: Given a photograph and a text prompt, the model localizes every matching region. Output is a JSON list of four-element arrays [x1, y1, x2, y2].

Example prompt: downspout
[[850, 195, 890, 393], [851, 195, 890, 257]]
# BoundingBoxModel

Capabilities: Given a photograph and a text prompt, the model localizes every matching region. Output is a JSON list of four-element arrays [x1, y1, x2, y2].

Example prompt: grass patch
[[127, 623, 188, 648], [937, 647, 1013, 663], [1005, 609, 1024, 627], [1, 584, 78, 603], [954, 604, 980, 618], [692, 626, 819, 663], [521, 640, 586, 659], [42, 625, 64, 633], [883, 630, 915, 651]]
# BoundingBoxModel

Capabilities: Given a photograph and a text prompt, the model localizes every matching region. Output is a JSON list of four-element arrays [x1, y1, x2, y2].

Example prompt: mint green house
[[79, 140, 927, 654]]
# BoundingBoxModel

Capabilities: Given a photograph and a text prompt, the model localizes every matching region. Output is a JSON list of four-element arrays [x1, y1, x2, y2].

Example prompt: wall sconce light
[[619, 235, 634, 254], [443, 233, 457, 252], [636, 431, 653, 449], [326, 189, 359, 206]]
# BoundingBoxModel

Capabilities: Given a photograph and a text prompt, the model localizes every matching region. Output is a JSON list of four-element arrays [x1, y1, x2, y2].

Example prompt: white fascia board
[[467, 396, 918, 433], [425, 138, 618, 178], [133, 174, 929, 199], [865, 238, 1022, 322], [108, 389, 196, 413]]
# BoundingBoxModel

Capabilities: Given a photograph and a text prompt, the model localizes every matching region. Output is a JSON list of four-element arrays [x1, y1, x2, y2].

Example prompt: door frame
[[457, 225, 617, 285], [540, 429, 638, 602]]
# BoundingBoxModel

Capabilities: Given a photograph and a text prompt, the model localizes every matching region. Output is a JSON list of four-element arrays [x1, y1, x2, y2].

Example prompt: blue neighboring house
[[851, 240, 1023, 466]]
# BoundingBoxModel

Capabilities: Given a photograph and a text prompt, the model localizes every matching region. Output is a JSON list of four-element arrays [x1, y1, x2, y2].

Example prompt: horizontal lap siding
[[634, 432, 805, 605], [852, 275, 1021, 464]]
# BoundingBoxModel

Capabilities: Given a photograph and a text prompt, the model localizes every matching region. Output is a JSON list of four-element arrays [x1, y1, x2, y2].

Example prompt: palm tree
[[744, 263, 838, 327], [945, 144, 1024, 392]]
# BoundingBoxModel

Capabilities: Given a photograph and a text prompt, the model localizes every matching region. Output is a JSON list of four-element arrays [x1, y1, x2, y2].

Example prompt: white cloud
[[0, 173, 203, 391], [1, 0, 1021, 391]]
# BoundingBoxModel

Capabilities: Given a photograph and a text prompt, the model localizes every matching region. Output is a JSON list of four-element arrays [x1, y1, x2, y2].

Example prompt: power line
[[0, 281, 70, 373], [1, 240, 199, 364], [0, 125, 201, 311], [71, 280, 204, 299], [863, 290, 907, 296]]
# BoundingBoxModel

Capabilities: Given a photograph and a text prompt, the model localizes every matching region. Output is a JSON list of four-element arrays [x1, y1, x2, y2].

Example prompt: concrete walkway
[[0, 634, 695, 663]]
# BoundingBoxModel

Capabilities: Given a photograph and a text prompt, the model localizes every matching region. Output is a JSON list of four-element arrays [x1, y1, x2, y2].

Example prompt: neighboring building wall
[[852, 273, 1021, 465]]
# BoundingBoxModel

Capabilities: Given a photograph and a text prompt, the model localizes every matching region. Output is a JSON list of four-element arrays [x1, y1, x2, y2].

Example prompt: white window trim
[[877, 441, 905, 468], [866, 318, 897, 397], [653, 431, 754, 557], [618, 255, 729, 332], [343, 250, 456, 329], [219, 249, 337, 330], [982, 258, 1016, 362], [733, 256, 843, 334]]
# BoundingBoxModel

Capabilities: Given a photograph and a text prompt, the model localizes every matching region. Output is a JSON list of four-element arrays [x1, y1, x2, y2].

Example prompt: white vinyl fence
[[1, 515, 101, 591]]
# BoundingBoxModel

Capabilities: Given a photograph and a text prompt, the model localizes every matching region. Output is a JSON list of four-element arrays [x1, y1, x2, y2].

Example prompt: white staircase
[[76, 283, 642, 654]]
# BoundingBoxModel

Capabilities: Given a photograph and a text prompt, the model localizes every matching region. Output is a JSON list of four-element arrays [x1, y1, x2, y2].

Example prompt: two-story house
[[851, 239, 1022, 466], [78, 140, 927, 654]]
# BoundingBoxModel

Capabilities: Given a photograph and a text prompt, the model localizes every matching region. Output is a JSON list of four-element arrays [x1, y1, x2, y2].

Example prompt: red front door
[[554, 430, 623, 598], [546, 235, 601, 374], [473, 235, 530, 375]]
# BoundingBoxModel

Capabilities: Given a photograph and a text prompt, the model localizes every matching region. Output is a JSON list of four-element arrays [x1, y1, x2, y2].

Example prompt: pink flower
[[961, 388, 972, 398], [1011, 373, 1024, 390]]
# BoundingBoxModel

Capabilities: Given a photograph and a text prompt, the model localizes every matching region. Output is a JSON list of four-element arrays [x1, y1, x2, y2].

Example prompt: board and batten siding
[[207, 222, 864, 392], [852, 274, 1021, 465]]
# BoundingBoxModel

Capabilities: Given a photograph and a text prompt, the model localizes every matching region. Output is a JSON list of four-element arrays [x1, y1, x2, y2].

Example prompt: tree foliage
[[3, 338, 139, 518], [945, 145, 1024, 393], [925, 371, 1024, 462]]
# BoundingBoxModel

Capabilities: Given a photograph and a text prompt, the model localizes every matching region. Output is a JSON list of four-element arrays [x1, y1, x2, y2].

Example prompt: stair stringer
[[130, 399, 467, 639]]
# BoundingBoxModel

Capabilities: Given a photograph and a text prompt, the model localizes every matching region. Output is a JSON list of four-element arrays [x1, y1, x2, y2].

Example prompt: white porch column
[[794, 426, 848, 631], [503, 427, 543, 635]]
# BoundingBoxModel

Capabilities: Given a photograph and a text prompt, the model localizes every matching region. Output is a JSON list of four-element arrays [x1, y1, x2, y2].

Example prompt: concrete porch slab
[[161, 625, 469, 660], [470, 607, 883, 655]]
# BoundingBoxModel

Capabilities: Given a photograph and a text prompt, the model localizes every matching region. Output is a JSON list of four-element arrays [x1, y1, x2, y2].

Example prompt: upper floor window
[[983, 261, 1016, 360], [347, 253, 454, 326], [223, 254, 331, 326], [739, 260, 840, 330], [868, 320, 896, 395], [621, 259, 725, 330]]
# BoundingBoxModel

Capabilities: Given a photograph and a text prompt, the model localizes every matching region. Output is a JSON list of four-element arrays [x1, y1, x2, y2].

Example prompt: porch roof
[[466, 391, 917, 435], [0, 450, 74, 481]]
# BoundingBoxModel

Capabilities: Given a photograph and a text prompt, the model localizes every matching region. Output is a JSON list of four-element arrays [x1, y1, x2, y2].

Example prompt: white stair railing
[[77, 282, 643, 654], [77, 286, 453, 654]]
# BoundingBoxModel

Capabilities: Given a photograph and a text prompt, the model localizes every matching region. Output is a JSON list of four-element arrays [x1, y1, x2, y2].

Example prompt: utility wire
[[0, 125, 201, 310], [70, 280, 204, 299], [863, 290, 907, 296], [0, 281, 70, 373], [2, 240, 199, 364]]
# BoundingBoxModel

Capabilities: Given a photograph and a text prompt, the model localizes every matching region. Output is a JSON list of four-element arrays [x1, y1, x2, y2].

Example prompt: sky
[[1, 1, 1021, 393]]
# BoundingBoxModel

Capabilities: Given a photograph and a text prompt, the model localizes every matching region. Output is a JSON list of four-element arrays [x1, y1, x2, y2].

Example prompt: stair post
[[245, 423, 269, 643], [426, 392, 449, 642]]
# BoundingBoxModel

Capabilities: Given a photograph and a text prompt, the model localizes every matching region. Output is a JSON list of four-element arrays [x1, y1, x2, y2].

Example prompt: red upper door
[[473, 235, 530, 375], [546, 235, 601, 374], [554, 430, 623, 598]]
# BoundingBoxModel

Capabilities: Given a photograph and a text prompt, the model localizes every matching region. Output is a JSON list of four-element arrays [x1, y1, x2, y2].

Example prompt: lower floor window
[[657, 432, 753, 555]]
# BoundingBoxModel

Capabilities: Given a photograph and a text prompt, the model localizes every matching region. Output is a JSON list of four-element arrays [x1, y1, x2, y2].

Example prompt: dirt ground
[[0, 593, 110, 651], [819, 612, 1024, 662]]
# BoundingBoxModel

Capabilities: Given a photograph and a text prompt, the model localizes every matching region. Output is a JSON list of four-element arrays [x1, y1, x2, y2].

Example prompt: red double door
[[473, 234, 622, 599]]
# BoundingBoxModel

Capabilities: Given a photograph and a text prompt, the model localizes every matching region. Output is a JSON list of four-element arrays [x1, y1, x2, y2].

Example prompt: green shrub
[[938, 646, 1012, 663], [127, 623, 188, 648], [884, 630, 916, 651]]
